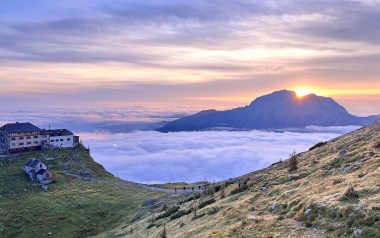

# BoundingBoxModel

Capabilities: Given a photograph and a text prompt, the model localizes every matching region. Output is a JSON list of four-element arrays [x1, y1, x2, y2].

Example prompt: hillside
[[157, 90, 379, 132], [113, 121, 380, 237], [0, 146, 165, 238]]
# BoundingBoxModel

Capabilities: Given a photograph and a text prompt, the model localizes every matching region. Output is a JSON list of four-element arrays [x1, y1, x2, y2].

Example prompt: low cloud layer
[[80, 127, 358, 184]]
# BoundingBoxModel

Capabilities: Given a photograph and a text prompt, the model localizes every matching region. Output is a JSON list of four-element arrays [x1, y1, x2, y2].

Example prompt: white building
[[47, 129, 74, 148]]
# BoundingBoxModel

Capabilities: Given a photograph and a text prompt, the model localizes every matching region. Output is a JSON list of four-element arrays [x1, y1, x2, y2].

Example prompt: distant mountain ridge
[[157, 90, 380, 132]]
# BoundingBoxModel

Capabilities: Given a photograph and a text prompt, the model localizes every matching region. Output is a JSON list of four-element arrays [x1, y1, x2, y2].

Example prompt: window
[[60, 139, 63, 141], [67, 138, 71, 141], [26, 142, 31, 145], [34, 141, 38, 144], [19, 142, 24, 146], [19, 137, 24, 140], [33, 136, 38, 138], [26, 136, 31, 139], [12, 143, 15, 146], [55, 139, 59, 142], [11, 137, 16, 141], [51, 140, 54, 143]]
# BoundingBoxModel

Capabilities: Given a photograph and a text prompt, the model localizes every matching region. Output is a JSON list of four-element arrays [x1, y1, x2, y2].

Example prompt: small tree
[[343, 183, 359, 199], [220, 183, 226, 199], [288, 150, 298, 172], [160, 225, 167, 238]]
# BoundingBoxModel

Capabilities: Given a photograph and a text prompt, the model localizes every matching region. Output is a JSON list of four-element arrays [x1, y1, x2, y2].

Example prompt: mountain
[[157, 90, 379, 132], [116, 121, 380, 237]]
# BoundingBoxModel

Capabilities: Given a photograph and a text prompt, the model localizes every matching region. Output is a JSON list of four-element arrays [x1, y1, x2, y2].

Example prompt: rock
[[353, 228, 363, 237], [259, 187, 267, 193], [304, 209, 312, 215], [342, 165, 352, 173], [340, 149, 348, 156], [271, 203, 277, 211]]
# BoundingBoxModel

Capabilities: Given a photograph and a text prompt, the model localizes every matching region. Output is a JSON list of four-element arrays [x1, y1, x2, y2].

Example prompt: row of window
[[11, 140, 49, 146], [11, 136, 39, 140], [51, 138, 71, 142], [13, 141, 39, 146]]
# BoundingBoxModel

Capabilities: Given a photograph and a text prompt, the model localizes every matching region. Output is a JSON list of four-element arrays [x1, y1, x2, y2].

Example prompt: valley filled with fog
[[0, 109, 359, 183]]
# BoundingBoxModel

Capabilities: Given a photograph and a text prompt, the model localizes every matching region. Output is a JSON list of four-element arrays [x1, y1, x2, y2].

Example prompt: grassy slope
[[0, 146, 162, 238], [116, 122, 380, 238]]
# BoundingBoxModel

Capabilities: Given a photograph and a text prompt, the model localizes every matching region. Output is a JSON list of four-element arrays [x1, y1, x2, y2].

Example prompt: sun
[[294, 88, 318, 98]]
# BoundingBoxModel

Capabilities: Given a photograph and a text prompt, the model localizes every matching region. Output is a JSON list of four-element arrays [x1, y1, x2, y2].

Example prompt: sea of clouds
[[0, 109, 360, 184], [79, 126, 359, 184]]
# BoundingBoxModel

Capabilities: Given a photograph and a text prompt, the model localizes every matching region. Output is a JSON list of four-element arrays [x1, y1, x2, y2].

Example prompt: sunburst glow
[[295, 88, 319, 98]]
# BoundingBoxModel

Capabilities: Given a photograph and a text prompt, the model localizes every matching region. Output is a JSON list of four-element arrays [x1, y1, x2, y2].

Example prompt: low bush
[[156, 206, 180, 220], [230, 185, 248, 195], [198, 198, 216, 209], [207, 207, 220, 215], [192, 213, 205, 220], [342, 184, 359, 200], [333, 178, 344, 185], [170, 209, 191, 220]]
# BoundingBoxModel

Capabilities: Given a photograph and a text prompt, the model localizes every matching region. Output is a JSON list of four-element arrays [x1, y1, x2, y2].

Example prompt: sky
[[1, 0, 380, 115]]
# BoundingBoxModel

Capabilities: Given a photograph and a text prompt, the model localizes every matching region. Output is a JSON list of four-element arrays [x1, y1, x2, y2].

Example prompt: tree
[[220, 183, 226, 199], [160, 225, 167, 238], [288, 150, 298, 172]]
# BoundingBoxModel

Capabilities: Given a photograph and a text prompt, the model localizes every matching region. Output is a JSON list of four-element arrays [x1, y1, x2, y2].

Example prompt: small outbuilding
[[36, 169, 53, 184], [23, 158, 53, 184]]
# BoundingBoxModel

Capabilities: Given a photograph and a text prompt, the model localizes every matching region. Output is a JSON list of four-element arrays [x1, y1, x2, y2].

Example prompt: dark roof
[[36, 169, 48, 176], [31, 159, 43, 168], [24, 158, 36, 167], [0, 122, 41, 133], [46, 129, 74, 137]]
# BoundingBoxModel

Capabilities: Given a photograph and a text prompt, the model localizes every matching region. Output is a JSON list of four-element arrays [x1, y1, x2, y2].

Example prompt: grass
[[0, 146, 162, 238]]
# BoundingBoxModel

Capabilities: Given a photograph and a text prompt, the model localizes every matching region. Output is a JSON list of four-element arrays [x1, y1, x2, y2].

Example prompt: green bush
[[170, 209, 191, 220], [156, 206, 180, 220], [198, 198, 216, 209], [192, 213, 205, 220], [207, 207, 220, 215], [230, 185, 248, 195]]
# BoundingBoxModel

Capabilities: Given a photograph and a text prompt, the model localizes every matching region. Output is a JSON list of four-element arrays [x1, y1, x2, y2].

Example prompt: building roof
[[24, 158, 36, 167], [36, 169, 48, 176], [46, 129, 74, 137], [0, 122, 41, 133], [31, 159, 43, 168]]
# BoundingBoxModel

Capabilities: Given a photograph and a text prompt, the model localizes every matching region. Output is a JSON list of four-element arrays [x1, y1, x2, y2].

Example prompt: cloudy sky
[[1, 0, 380, 114]]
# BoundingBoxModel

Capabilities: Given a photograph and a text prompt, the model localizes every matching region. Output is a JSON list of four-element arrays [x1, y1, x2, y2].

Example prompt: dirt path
[[63, 171, 203, 194], [289, 219, 326, 238]]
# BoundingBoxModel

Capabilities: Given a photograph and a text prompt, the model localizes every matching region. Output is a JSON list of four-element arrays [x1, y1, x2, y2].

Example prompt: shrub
[[146, 223, 155, 229], [224, 180, 234, 187], [160, 226, 167, 238], [220, 184, 226, 199], [170, 209, 191, 220], [333, 178, 344, 185], [374, 141, 380, 149], [198, 198, 216, 209], [207, 207, 220, 215], [230, 185, 248, 195], [288, 151, 298, 172], [192, 213, 205, 220], [156, 206, 180, 220], [342, 184, 359, 200], [214, 185, 221, 193], [309, 141, 327, 151]]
